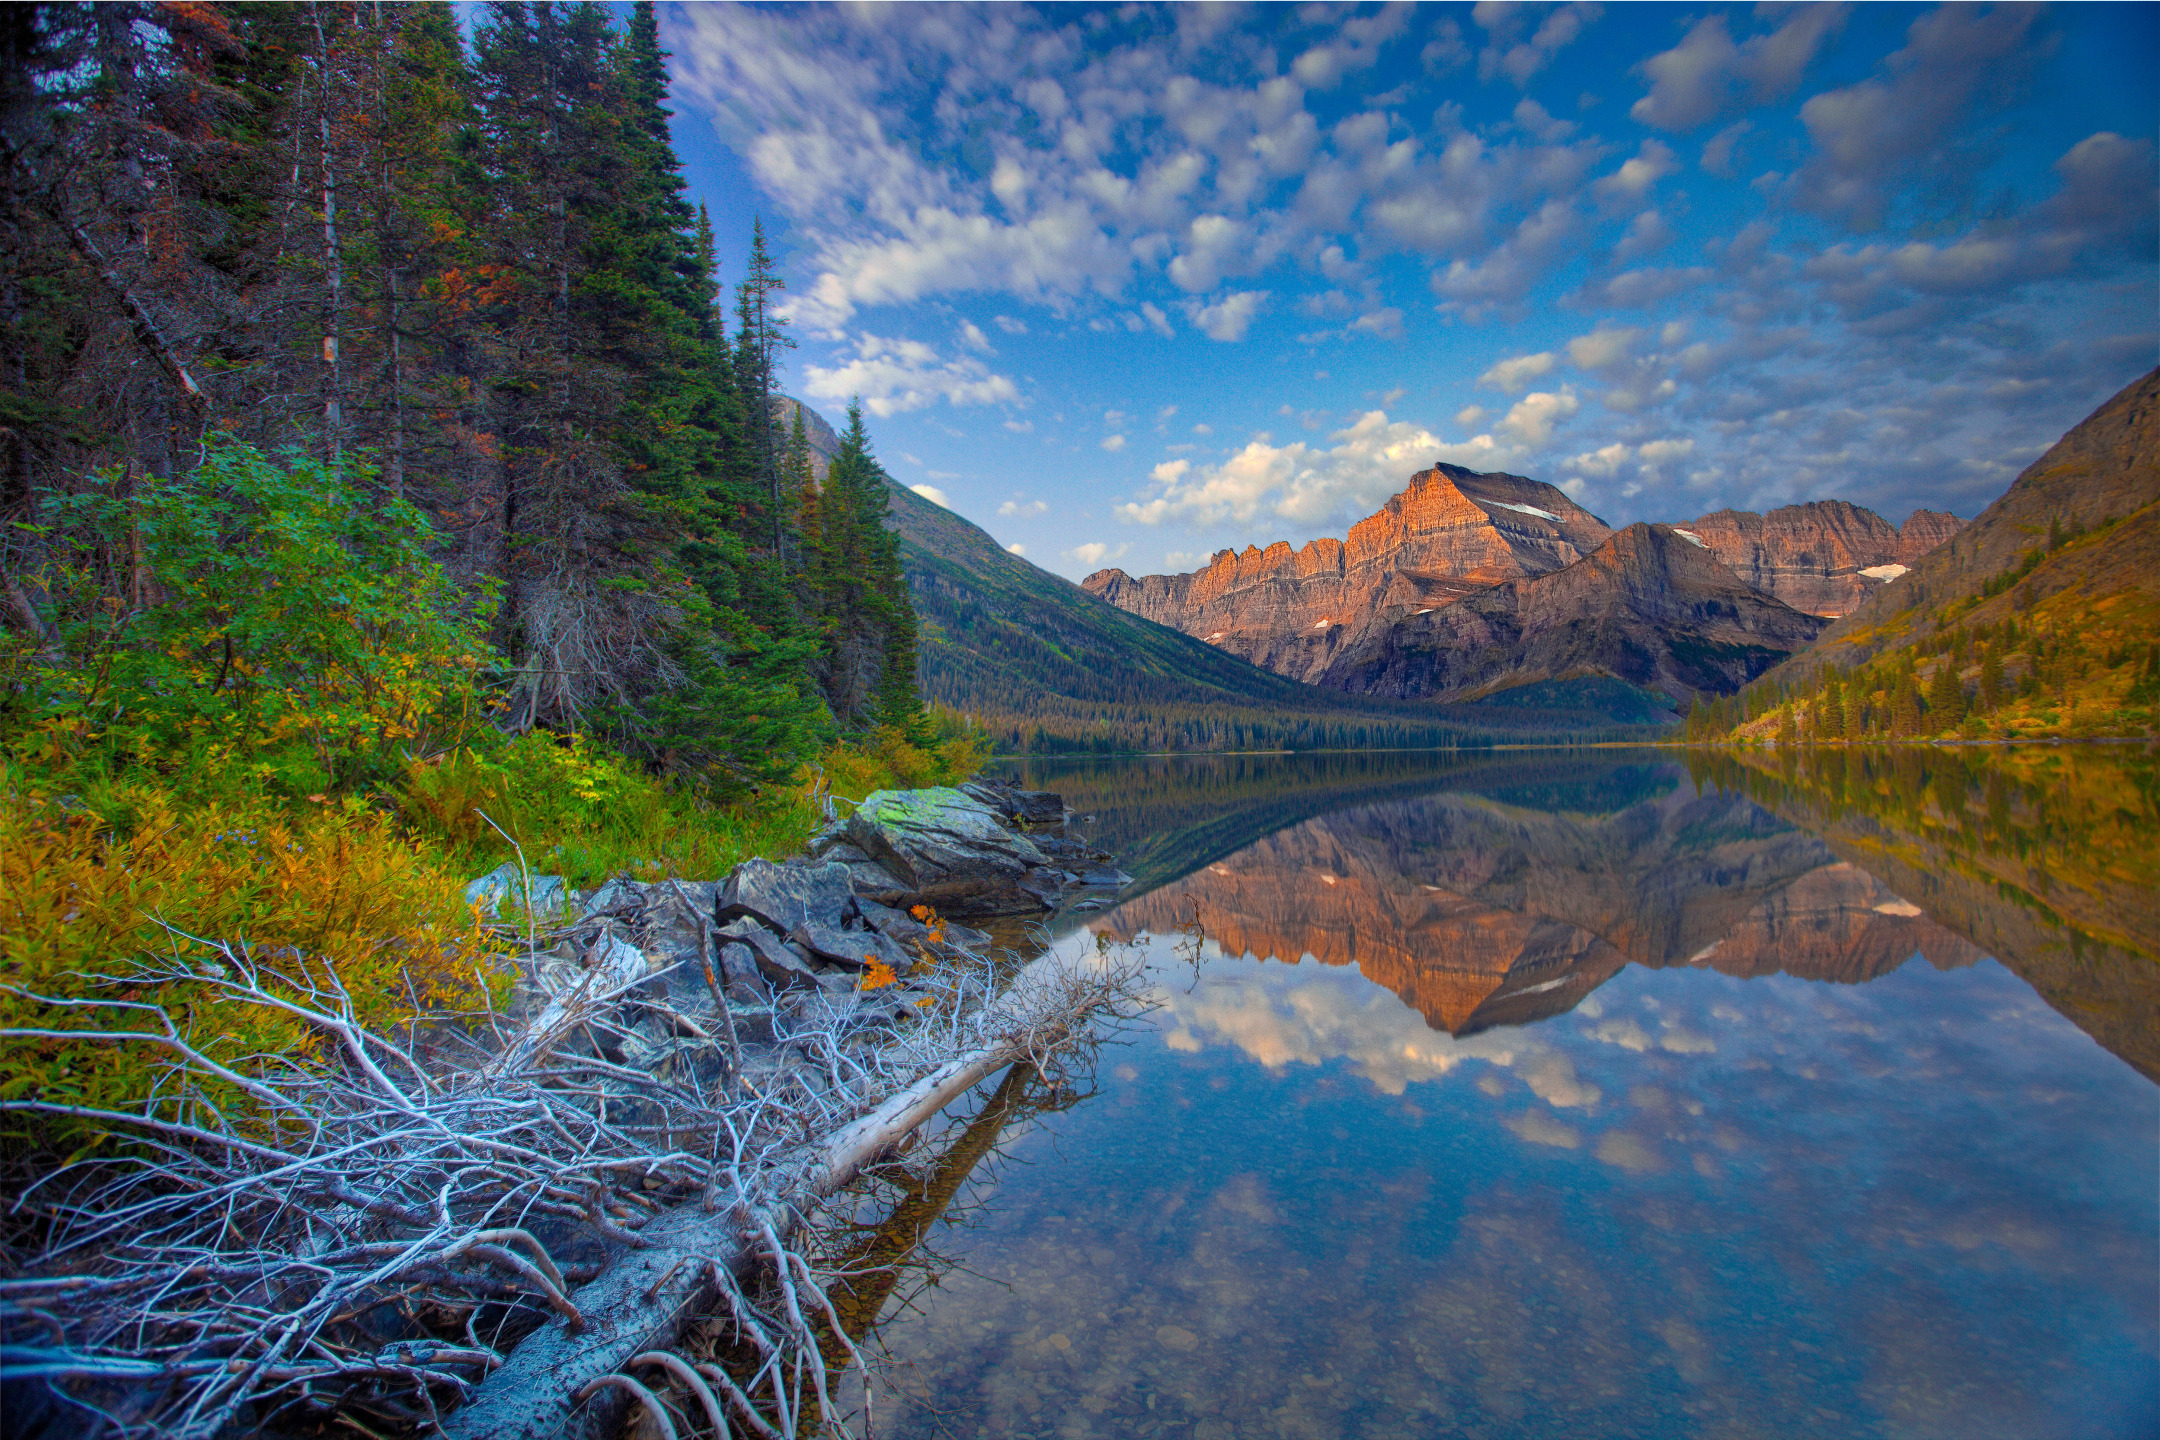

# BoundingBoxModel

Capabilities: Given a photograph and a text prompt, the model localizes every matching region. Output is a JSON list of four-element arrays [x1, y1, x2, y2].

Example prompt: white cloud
[[1118, 409, 1513, 529], [1433, 199, 1578, 313], [1101, 434, 1127, 452], [1006, 542, 1027, 556], [956, 320, 993, 353], [1455, 405, 1488, 429], [1140, 301, 1174, 337], [1593, 140, 1680, 204], [1475, 2, 1603, 89], [1512, 96, 1576, 143], [1479, 351, 1558, 393], [992, 314, 1029, 335], [1794, 4, 2051, 230], [1631, 7, 1849, 132], [909, 484, 952, 508], [1192, 423, 1214, 436], [1161, 550, 1208, 570], [1067, 541, 1129, 569], [1637, 438, 1695, 464], [1500, 387, 1580, 448], [1003, 418, 1035, 433], [1570, 442, 1631, 478], [1183, 290, 1270, 342], [997, 498, 1048, 517], [1612, 209, 1674, 263], [1566, 324, 1643, 371], [802, 332, 1021, 417]]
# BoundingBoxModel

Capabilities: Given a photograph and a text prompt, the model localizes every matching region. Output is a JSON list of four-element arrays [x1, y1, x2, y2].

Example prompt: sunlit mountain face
[[836, 749, 2157, 1439], [666, 4, 2157, 582]]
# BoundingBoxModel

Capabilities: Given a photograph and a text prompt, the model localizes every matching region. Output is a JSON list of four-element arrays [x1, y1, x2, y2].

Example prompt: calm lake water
[[828, 747, 2159, 1440]]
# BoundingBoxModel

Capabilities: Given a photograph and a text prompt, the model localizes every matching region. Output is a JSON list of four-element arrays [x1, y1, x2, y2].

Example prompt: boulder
[[718, 918, 838, 992], [789, 919, 915, 973], [842, 787, 1053, 916], [464, 864, 572, 920], [959, 780, 1067, 826], [718, 859, 856, 932]]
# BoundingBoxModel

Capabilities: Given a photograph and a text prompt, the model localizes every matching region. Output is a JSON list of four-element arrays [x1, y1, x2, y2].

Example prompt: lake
[[822, 746, 2159, 1440]]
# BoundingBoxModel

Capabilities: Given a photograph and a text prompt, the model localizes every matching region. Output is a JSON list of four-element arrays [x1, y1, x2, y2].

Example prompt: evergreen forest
[[2, 1, 924, 800]]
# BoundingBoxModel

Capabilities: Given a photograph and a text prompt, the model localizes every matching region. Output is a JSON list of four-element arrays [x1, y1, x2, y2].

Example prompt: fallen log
[[442, 1017, 1088, 1440]]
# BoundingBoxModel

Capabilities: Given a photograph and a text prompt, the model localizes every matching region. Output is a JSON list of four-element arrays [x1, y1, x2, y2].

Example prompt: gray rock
[[717, 859, 856, 932], [851, 897, 932, 944], [718, 918, 828, 990], [464, 864, 572, 920], [960, 780, 1067, 826], [1076, 865, 1134, 888], [717, 941, 760, 988], [844, 787, 1053, 916], [788, 919, 914, 972], [579, 877, 644, 918]]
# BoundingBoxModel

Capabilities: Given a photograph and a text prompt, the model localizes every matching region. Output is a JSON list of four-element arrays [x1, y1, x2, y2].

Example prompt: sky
[[661, 2, 2158, 582]]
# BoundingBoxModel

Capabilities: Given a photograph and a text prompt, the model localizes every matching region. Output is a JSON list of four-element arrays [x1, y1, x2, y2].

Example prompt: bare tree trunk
[[311, 2, 344, 460]]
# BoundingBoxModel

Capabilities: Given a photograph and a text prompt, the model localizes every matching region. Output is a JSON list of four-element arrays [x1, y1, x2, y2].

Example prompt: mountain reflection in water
[[849, 748, 2157, 1440]]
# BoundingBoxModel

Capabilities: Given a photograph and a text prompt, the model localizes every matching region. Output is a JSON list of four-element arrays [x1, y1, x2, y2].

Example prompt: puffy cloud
[[1479, 351, 1559, 393], [1612, 209, 1674, 263], [1101, 434, 1127, 452], [1066, 541, 1129, 569], [1593, 140, 1679, 204], [1433, 198, 1578, 313], [1475, 1, 1603, 88], [956, 320, 993, 353], [1699, 120, 1751, 178], [802, 332, 1022, 417], [1183, 290, 1270, 341], [1500, 387, 1580, 447], [1005, 542, 1027, 556], [1794, 3, 2053, 230], [1631, 7, 1849, 132], [1118, 409, 1510, 529], [1512, 96, 1576, 143], [1570, 442, 1630, 478], [1637, 438, 1695, 464], [1566, 325, 1642, 371]]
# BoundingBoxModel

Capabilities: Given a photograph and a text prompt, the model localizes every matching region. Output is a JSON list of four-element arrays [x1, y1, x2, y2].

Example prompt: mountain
[[1722, 367, 2160, 741], [1675, 501, 1964, 617], [1098, 771, 1982, 1040], [1313, 522, 1827, 704], [1082, 464, 1612, 683], [877, 476, 1560, 753]]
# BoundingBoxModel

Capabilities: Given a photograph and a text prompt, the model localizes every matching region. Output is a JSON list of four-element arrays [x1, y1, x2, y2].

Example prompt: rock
[[717, 942, 760, 988], [959, 780, 1067, 826], [464, 864, 572, 920], [851, 897, 934, 945], [579, 876, 644, 918], [1675, 501, 1968, 618], [718, 858, 857, 932], [788, 919, 914, 973], [1082, 464, 1613, 684], [843, 787, 1053, 916], [835, 857, 914, 908], [1315, 522, 1827, 706], [1076, 865, 1134, 889], [718, 918, 830, 991]]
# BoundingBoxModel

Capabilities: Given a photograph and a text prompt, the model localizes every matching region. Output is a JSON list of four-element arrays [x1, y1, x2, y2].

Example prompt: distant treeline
[[2, 2, 917, 790]]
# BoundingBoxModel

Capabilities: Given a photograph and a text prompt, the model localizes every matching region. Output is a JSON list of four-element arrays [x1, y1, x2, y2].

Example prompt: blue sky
[[661, 3, 2157, 581]]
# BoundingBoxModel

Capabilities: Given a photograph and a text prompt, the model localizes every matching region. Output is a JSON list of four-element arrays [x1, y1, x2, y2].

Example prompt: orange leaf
[[861, 961, 898, 990]]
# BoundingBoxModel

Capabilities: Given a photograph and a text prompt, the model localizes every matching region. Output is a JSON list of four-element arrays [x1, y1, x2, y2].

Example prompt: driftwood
[[0, 902, 1146, 1440]]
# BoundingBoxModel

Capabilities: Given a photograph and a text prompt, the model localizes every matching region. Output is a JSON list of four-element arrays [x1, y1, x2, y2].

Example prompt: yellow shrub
[[0, 779, 510, 1146]]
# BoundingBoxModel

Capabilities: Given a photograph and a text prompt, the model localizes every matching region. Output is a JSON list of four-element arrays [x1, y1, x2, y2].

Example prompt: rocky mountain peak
[[1674, 498, 1966, 616]]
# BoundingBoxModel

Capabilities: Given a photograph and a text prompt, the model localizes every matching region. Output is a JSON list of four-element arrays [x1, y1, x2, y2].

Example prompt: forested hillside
[[1, 1, 918, 789]]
